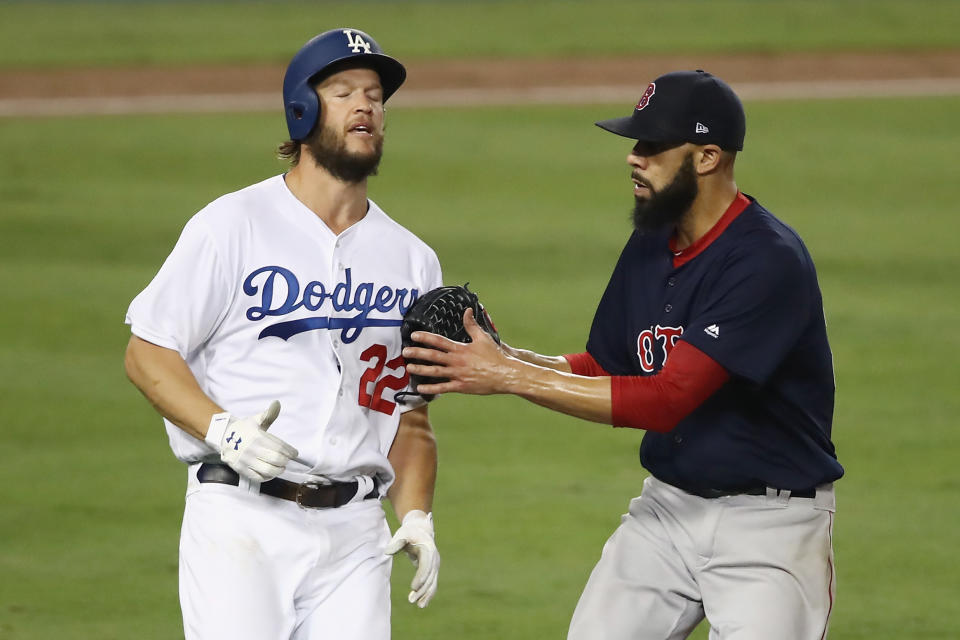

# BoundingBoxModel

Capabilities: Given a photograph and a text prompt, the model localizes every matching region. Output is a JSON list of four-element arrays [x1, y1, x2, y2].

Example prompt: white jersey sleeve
[[126, 214, 233, 357]]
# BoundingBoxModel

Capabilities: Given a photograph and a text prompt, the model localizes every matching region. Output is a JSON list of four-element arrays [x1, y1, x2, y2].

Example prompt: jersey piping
[[669, 191, 750, 268]]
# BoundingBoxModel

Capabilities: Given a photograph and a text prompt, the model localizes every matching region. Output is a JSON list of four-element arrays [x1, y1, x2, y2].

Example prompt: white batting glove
[[204, 400, 298, 483], [385, 510, 440, 608]]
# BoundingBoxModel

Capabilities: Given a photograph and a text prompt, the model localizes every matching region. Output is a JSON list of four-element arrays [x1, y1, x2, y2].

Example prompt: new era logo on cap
[[696, 122, 709, 134], [704, 324, 720, 338]]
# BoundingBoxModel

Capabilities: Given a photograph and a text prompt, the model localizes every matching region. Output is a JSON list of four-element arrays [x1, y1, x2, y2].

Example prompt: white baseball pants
[[568, 475, 836, 640], [179, 467, 392, 640]]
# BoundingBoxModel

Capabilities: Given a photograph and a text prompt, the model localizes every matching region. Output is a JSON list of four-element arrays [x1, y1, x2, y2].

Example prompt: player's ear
[[696, 145, 723, 175]]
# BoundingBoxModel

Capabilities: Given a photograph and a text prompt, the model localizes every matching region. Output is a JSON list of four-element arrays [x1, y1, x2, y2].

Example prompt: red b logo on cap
[[635, 83, 656, 111]]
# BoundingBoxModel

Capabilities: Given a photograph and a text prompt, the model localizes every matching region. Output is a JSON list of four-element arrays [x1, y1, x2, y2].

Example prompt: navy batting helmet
[[282, 28, 406, 141]]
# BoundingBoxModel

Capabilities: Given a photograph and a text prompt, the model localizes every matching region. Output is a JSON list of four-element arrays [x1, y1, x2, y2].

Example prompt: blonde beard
[[306, 122, 384, 183]]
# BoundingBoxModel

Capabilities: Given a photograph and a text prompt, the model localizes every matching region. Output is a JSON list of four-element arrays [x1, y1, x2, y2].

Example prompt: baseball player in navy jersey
[[404, 70, 843, 639], [124, 28, 442, 640]]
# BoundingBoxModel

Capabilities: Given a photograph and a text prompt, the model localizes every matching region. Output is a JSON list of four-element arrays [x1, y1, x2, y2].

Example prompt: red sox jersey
[[585, 193, 843, 493], [125, 175, 442, 489]]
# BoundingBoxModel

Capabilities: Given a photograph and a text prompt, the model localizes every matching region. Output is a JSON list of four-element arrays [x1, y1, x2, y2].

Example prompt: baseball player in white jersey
[[124, 29, 441, 639]]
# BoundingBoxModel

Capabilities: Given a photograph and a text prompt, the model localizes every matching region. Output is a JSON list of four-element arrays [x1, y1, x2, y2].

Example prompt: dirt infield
[[2, 50, 959, 115]]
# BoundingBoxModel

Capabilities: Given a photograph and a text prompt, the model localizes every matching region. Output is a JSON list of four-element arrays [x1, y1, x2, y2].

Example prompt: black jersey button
[[664, 304, 673, 312], [667, 277, 676, 287], [674, 434, 683, 443]]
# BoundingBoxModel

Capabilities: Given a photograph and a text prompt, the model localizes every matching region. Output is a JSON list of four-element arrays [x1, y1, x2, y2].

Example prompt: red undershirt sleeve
[[610, 341, 730, 432], [563, 351, 610, 377]]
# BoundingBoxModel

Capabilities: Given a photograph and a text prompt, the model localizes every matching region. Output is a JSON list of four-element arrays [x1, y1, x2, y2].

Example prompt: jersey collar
[[669, 191, 751, 268]]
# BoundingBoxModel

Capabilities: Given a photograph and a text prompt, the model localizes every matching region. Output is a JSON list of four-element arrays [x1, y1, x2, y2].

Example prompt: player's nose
[[353, 99, 373, 114], [347, 92, 375, 114], [627, 151, 647, 169]]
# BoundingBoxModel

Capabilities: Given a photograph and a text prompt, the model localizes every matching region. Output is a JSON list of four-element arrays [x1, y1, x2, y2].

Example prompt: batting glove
[[385, 510, 440, 608], [204, 400, 299, 483]]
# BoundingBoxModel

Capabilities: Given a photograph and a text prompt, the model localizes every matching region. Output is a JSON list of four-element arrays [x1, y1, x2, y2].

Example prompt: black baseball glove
[[399, 284, 500, 401]]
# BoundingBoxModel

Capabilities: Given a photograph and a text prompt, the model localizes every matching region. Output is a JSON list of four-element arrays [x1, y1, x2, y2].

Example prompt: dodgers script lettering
[[243, 266, 419, 343]]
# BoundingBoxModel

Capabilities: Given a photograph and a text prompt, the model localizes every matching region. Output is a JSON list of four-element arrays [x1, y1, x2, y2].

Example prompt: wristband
[[205, 411, 232, 448]]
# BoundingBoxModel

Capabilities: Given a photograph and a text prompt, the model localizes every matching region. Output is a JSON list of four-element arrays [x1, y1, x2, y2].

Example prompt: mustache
[[631, 171, 653, 190]]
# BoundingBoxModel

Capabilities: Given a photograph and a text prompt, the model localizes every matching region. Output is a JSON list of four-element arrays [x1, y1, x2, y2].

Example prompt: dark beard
[[306, 121, 383, 183], [632, 153, 698, 234]]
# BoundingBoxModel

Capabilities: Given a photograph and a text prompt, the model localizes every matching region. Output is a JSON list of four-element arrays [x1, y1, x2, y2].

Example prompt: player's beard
[[631, 153, 698, 234], [306, 121, 383, 183]]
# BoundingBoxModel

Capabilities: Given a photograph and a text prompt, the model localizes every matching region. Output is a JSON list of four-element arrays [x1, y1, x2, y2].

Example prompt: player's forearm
[[124, 335, 223, 440], [502, 343, 573, 372], [387, 405, 438, 519], [503, 359, 612, 425]]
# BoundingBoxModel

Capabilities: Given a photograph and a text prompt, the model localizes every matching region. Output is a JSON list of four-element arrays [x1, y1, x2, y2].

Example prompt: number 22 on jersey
[[358, 344, 409, 415]]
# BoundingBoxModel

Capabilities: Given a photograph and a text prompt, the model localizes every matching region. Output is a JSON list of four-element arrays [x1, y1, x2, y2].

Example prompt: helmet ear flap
[[287, 99, 311, 121], [288, 101, 305, 122], [285, 88, 320, 141]]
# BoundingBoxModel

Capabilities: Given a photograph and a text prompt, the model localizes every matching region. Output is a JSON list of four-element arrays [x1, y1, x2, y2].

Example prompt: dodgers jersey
[[126, 175, 442, 488], [586, 193, 844, 493]]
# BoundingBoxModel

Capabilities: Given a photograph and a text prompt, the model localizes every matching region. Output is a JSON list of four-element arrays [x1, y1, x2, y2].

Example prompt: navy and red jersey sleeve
[[682, 234, 815, 385]]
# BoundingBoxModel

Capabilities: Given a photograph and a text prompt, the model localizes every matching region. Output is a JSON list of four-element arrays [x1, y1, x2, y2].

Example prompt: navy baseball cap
[[596, 70, 745, 151]]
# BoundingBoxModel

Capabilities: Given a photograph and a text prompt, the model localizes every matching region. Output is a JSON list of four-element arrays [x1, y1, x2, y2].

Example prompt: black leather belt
[[197, 463, 379, 508], [690, 485, 817, 499]]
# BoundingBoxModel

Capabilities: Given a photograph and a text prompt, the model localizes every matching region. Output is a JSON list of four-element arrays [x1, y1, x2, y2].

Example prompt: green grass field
[[2, 1, 959, 639], [2, 97, 958, 639], [2, 0, 960, 67]]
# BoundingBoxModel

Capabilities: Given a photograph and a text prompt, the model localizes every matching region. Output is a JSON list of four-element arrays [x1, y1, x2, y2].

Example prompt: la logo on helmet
[[635, 83, 656, 111], [343, 29, 372, 53]]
